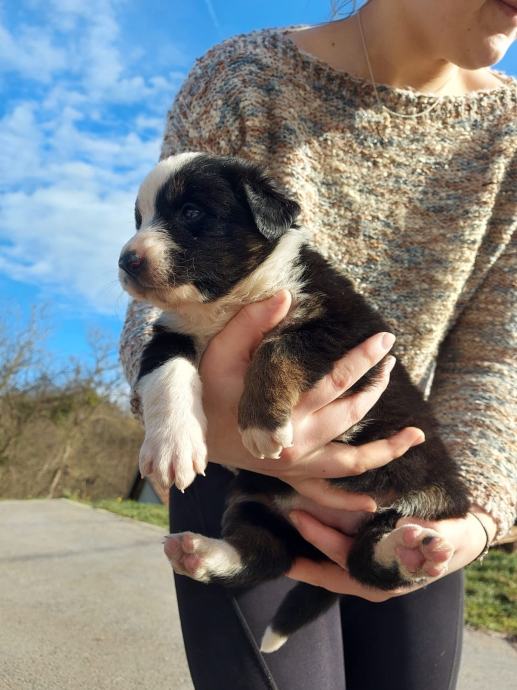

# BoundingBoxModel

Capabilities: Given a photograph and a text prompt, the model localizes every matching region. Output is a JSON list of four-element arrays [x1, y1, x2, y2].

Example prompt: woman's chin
[[466, 33, 515, 68]]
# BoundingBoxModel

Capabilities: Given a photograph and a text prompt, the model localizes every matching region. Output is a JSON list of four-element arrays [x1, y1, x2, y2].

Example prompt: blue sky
[[1, 0, 516, 366]]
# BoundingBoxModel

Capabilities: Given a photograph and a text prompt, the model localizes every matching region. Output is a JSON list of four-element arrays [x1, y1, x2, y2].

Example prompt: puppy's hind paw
[[374, 524, 454, 583], [239, 421, 294, 460], [163, 532, 243, 583]]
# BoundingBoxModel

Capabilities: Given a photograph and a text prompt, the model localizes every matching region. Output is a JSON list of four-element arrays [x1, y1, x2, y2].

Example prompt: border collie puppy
[[118, 153, 469, 652]]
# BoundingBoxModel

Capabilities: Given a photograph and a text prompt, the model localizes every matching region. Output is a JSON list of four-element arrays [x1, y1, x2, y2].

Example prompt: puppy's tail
[[260, 582, 338, 653]]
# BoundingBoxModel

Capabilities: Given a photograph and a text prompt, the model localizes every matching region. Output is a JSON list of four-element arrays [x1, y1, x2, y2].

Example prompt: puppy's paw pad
[[163, 532, 206, 579], [240, 421, 293, 459], [138, 423, 207, 492], [163, 532, 242, 583], [375, 524, 453, 583]]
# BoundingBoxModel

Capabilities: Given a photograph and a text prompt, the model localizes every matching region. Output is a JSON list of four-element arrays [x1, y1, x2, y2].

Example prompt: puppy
[[119, 152, 470, 652]]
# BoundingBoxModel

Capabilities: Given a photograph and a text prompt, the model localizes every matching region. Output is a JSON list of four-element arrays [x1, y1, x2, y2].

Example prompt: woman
[[121, 1, 516, 688]]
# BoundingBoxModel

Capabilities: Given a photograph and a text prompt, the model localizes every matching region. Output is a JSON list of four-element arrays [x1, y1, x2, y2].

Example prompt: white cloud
[[0, 183, 134, 313], [0, 107, 162, 311], [0, 22, 67, 83], [0, 103, 43, 185], [0, 0, 185, 314]]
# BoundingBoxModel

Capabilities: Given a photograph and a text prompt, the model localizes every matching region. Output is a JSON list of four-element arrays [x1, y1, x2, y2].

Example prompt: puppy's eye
[[181, 203, 203, 221]]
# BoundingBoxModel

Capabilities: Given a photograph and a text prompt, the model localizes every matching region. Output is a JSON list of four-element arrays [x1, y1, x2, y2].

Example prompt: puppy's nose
[[119, 251, 144, 277]]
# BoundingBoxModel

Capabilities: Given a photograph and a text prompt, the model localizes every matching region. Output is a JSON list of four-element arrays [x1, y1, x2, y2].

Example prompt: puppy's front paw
[[374, 524, 454, 583], [239, 421, 294, 459], [139, 417, 207, 491]]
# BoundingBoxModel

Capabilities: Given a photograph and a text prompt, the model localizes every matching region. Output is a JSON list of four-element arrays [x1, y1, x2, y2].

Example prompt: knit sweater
[[120, 28, 517, 539]]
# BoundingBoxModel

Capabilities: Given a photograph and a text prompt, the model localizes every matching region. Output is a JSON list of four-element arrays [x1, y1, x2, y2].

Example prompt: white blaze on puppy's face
[[137, 152, 203, 225], [119, 153, 204, 304]]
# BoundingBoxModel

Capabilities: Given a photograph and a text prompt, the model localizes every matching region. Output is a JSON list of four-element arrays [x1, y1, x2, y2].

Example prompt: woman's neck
[[290, 4, 503, 95], [355, 1, 461, 93]]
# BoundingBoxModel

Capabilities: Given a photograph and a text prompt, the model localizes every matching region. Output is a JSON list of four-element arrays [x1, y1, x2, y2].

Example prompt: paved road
[[0, 500, 515, 689], [0, 499, 192, 690]]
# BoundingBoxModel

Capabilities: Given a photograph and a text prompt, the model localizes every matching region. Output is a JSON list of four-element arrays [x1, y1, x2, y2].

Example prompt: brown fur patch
[[238, 340, 307, 431]]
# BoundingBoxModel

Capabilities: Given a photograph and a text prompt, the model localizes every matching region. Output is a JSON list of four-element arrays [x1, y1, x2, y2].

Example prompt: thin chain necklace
[[356, 9, 457, 120]]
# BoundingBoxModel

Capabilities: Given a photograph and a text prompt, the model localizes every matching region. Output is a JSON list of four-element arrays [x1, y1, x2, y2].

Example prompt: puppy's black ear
[[242, 168, 301, 240]]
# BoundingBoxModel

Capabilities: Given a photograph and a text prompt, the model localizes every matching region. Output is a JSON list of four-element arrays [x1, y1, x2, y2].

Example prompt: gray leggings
[[170, 465, 464, 690]]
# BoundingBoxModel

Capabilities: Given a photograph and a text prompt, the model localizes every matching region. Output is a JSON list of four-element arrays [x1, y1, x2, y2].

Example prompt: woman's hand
[[200, 290, 424, 513], [286, 506, 497, 600]]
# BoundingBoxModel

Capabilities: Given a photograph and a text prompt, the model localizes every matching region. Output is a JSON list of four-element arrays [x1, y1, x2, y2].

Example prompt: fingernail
[[410, 431, 426, 447], [289, 511, 300, 528], [269, 290, 288, 306], [385, 355, 396, 373], [382, 332, 396, 350]]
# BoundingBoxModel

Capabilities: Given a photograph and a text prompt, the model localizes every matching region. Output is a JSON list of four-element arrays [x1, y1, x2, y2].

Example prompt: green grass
[[75, 497, 516, 637], [89, 498, 169, 528], [465, 548, 517, 637]]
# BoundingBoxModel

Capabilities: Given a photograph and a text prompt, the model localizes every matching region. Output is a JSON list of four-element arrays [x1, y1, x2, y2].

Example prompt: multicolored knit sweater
[[120, 29, 517, 539]]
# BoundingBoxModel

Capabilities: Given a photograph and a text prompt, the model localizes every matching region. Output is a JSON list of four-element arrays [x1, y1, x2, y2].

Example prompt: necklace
[[356, 9, 456, 120]]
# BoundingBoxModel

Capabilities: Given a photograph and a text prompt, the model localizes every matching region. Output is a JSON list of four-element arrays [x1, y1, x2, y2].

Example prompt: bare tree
[[0, 310, 142, 500], [0, 309, 46, 461]]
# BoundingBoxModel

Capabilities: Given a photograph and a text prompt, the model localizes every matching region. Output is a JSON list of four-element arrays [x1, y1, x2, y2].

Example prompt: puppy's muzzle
[[119, 250, 145, 279]]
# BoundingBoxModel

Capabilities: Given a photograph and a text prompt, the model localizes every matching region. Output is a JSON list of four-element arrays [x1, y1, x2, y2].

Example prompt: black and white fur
[[119, 153, 470, 652]]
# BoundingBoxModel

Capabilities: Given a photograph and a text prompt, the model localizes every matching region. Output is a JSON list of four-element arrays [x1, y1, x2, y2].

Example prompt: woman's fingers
[[285, 512, 376, 596], [289, 477, 377, 512], [287, 558, 353, 592], [202, 290, 292, 370], [287, 558, 399, 601], [323, 426, 425, 476], [286, 510, 409, 601], [297, 332, 396, 415], [292, 355, 396, 455], [281, 426, 425, 480], [289, 510, 352, 567]]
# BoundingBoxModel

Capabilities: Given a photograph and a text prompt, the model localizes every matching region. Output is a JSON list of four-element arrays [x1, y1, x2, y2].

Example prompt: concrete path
[[0, 499, 192, 690], [460, 629, 516, 690], [0, 499, 515, 690]]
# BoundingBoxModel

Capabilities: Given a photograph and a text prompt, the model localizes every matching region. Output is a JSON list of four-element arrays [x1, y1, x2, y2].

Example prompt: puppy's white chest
[[158, 305, 239, 358]]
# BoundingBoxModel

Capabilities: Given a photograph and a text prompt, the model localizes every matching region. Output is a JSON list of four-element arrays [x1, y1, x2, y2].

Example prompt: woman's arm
[[429, 233, 516, 541]]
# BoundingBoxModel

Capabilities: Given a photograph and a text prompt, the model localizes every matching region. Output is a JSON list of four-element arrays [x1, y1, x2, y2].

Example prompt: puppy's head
[[118, 153, 300, 309]]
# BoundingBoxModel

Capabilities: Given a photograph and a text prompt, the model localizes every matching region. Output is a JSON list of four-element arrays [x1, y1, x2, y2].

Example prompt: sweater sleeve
[[119, 42, 255, 413], [429, 232, 516, 540]]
